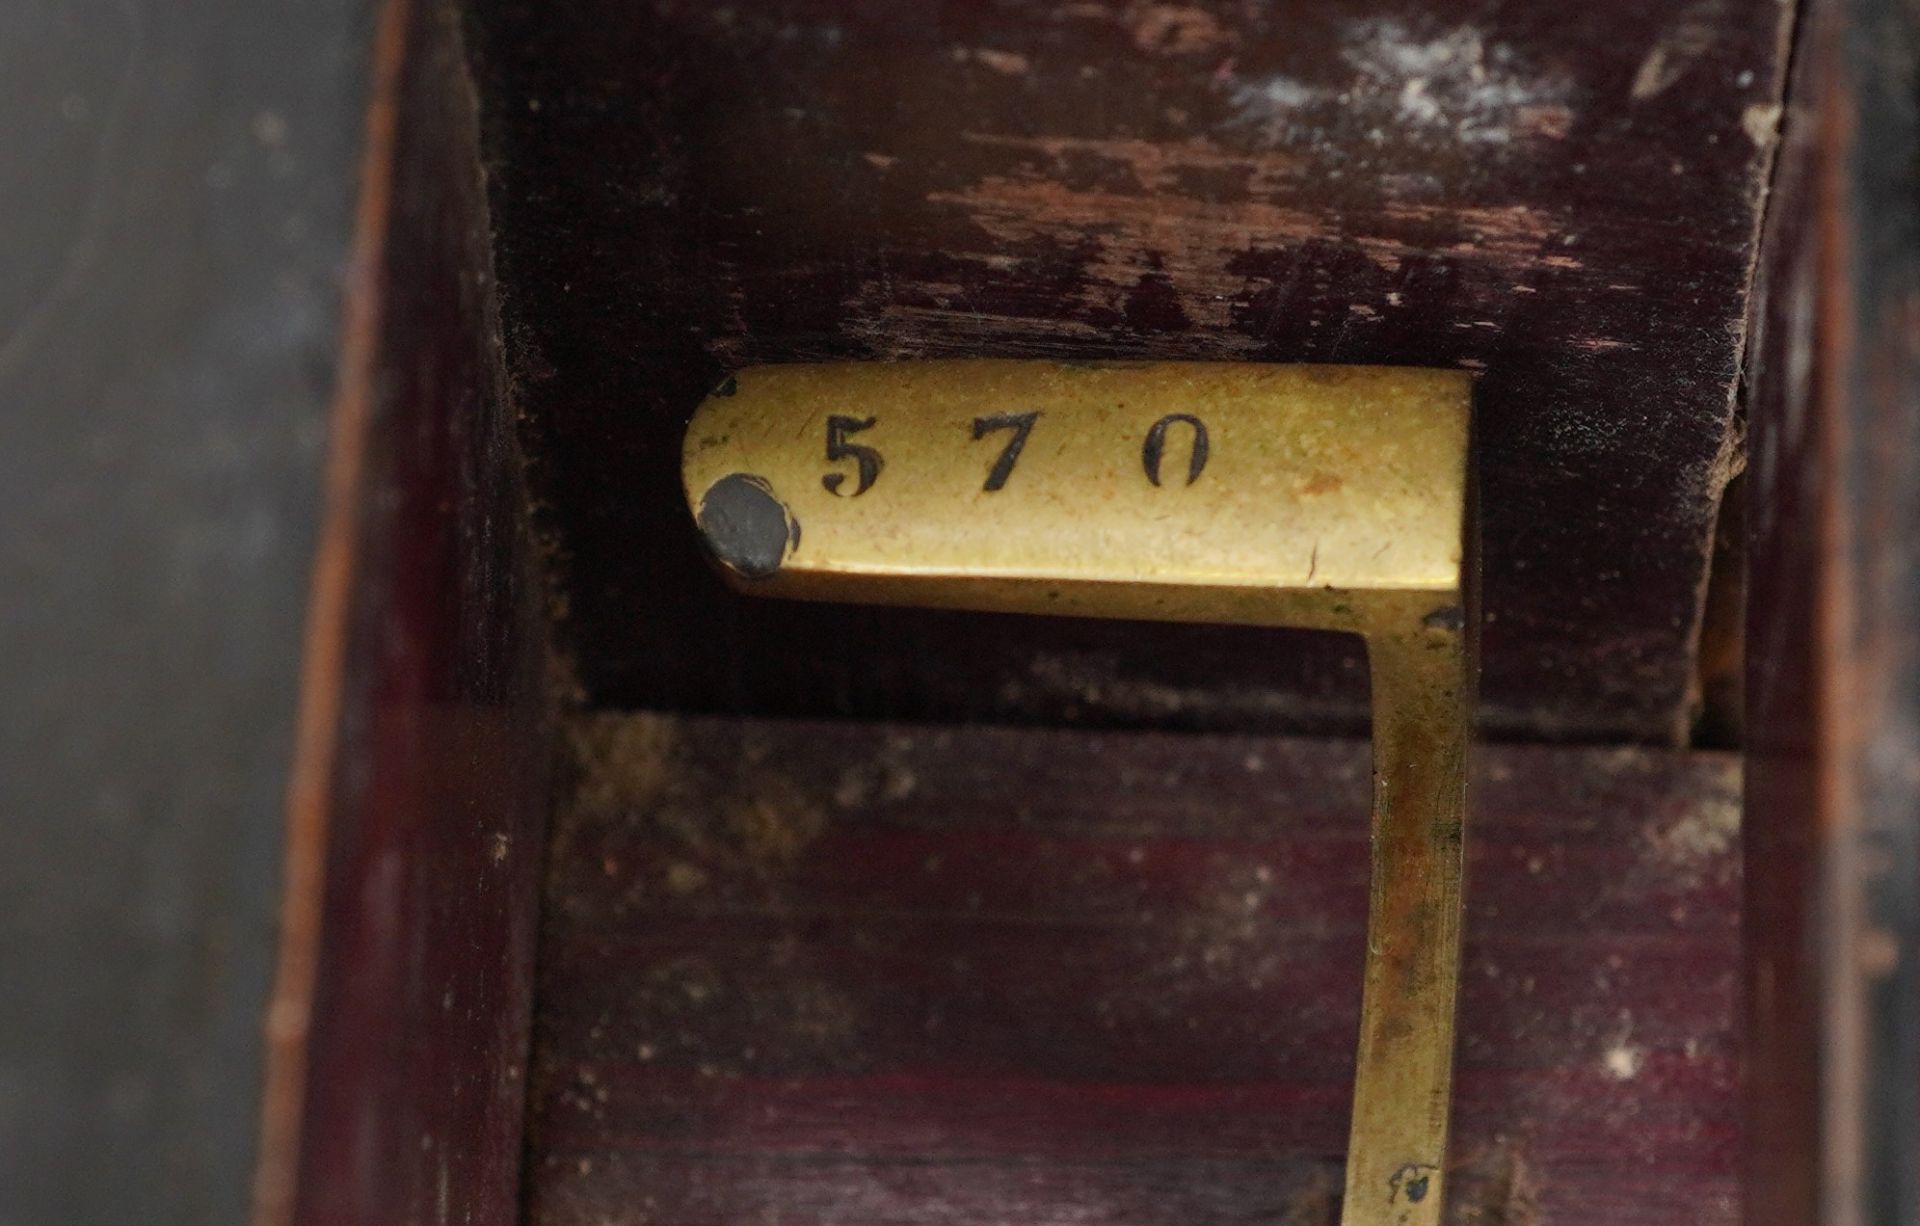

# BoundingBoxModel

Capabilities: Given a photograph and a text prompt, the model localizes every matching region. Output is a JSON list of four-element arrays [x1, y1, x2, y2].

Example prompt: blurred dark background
[[0, 1, 368, 1220]]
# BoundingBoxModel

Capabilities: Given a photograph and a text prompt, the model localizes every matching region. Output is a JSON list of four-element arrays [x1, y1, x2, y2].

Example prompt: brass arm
[[682, 359, 1476, 1225]]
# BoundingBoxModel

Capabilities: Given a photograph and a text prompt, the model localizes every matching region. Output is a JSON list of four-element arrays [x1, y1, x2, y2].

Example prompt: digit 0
[[1142, 413, 1209, 487]]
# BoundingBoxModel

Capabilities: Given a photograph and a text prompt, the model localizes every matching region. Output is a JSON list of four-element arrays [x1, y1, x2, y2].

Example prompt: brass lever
[[682, 360, 1475, 1225]]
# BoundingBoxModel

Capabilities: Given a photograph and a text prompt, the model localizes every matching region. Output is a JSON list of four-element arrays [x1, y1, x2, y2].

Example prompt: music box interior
[[255, 1, 1899, 1222]]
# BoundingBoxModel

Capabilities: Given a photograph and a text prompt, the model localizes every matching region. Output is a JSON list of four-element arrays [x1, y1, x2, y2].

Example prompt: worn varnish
[[469, 0, 1791, 742], [527, 716, 1741, 1223], [253, 1, 551, 1222]]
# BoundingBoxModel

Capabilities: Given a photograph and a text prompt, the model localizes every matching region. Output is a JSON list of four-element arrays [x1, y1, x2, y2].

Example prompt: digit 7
[[971, 411, 1040, 492]]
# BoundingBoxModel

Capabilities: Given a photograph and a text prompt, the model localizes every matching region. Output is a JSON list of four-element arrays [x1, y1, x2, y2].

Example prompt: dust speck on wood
[[561, 711, 829, 887]]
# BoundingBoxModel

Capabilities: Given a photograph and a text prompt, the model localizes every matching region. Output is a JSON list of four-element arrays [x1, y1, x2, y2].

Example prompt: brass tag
[[684, 360, 1475, 1226]]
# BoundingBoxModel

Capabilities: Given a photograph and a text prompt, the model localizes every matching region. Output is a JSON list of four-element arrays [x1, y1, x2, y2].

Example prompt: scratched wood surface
[[468, 0, 1791, 743], [527, 715, 1741, 1223]]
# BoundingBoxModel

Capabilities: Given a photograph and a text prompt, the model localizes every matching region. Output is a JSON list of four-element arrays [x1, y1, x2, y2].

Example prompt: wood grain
[[1743, 0, 1920, 1216], [253, 1, 551, 1222], [468, 0, 1793, 743], [528, 715, 1741, 1223]]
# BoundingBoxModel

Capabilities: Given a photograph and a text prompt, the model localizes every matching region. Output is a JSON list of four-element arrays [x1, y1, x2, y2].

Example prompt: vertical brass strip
[[1342, 628, 1473, 1225]]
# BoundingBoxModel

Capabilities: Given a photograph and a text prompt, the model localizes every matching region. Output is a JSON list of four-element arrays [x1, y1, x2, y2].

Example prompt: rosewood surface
[[253, 2, 551, 1223], [1743, 0, 1920, 1217], [529, 715, 1741, 1223]]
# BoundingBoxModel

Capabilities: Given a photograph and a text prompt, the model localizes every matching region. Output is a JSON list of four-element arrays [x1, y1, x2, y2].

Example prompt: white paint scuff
[[1224, 17, 1573, 152]]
